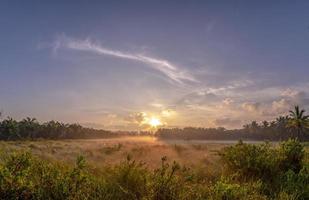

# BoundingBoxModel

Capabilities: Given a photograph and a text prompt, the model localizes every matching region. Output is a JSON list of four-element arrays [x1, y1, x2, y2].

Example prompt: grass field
[[0, 136, 231, 170], [1, 137, 305, 167]]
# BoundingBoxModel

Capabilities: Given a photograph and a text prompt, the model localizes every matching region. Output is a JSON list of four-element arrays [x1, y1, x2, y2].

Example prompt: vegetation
[[0, 139, 307, 199], [0, 116, 115, 140], [287, 106, 309, 140]]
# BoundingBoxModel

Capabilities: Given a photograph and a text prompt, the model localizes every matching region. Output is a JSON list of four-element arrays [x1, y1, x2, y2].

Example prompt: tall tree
[[287, 106, 309, 140], [276, 116, 289, 140], [19, 117, 39, 139], [0, 117, 20, 140]]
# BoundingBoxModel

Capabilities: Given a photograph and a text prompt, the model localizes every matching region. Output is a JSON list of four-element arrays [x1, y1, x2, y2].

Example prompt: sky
[[0, 1, 309, 130]]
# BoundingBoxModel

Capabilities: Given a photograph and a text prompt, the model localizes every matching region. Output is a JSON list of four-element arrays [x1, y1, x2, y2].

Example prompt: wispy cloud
[[53, 35, 197, 84]]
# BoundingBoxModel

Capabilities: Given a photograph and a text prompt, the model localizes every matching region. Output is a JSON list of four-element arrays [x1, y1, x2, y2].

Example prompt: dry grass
[[0, 136, 232, 170], [4, 136, 302, 173]]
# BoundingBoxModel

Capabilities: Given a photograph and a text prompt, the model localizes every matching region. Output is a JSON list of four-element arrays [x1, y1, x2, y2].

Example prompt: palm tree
[[287, 106, 309, 140], [19, 117, 39, 139], [250, 121, 260, 134], [0, 117, 20, 140], [262, 121, 269, 129], [276, 116, 289, 140]]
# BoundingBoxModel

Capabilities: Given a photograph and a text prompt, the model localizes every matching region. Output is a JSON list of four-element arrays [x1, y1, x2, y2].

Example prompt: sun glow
[[149, 117, 162, 127]]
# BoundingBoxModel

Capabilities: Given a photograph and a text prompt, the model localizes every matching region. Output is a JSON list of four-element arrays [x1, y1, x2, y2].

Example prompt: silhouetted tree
[[287, 106, 309, 140], [0, 117, 20, 140], [276, 116, 289, 140], [19, 117, 40, 139]]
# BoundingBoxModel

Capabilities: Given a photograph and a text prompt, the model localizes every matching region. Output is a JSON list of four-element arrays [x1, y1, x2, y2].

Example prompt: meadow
[[0, 136, 227, 169], [0, 137, 308, 199]]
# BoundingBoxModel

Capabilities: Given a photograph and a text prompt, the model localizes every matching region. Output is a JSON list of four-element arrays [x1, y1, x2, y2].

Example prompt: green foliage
[[102, 155, 149, 200], [209, 178, 267, 200], [0, 117, 20, 140], [152, 157, 182, 200], [275, 192, 299, 200], [288, 106, 309, 140], [219, 140, 309, 199], [278, 139, 305, 173], [0, 151, 94, 200], [220, 141, 278, 182], [0, 151, 33, 199], [279, 165, 309, 200]]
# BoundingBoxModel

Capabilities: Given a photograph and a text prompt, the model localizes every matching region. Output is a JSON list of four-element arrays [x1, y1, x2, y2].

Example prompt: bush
[[279, 165, 309, 200], [278, 139, 305, 173], [102, 155, 149, 200], [219, 141, 278, 182], [209, 178, 267, 200], [219, 140, 308, 198], [0, 151, 94, 200], [151, 157, 182, 200], [0, 151, 33, 199]]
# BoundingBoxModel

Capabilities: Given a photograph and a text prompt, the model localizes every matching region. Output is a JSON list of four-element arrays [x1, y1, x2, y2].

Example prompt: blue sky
[[1, 1, 309, 130]]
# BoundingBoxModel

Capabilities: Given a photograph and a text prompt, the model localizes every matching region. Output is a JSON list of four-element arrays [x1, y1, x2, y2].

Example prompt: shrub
[[219, 140, 308, 198], [276, 192, 299, 200], [279, 165, 309, 200], [151, 157, 182, 200], [278, 139, 305, 173], [0, 151, 95, 200], [0, 151, 33, 199], [103, 155, 149, 200], [219, 141, 278, 182], [209, 178, 267, 200]]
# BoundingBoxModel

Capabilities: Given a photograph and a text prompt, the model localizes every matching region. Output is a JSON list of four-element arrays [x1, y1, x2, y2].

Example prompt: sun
[[149, 117, 162, 127]]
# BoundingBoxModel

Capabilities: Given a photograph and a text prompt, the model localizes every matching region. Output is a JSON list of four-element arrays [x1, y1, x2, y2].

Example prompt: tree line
[[156, 106, 309, 141], [0, 115, 116, 140], [0, 106, 308, 141]]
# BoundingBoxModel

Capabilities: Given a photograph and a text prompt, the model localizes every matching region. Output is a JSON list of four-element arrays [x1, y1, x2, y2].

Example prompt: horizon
[[1, 1, 309, 131], [0, 108, 300, 132]]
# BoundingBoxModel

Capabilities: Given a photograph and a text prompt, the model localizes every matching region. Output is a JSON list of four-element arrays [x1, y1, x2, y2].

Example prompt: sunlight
[[149, 117, 162, 127]]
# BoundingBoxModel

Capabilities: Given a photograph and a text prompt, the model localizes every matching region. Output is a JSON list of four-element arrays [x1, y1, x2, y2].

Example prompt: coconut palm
[[287, 106, 309, 140], [0, 117, 20, 140], [19, 117, 39, 139], [276, 116, 289, 140], [250, 121, 260, 134], [262, 121, 269, 129]]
